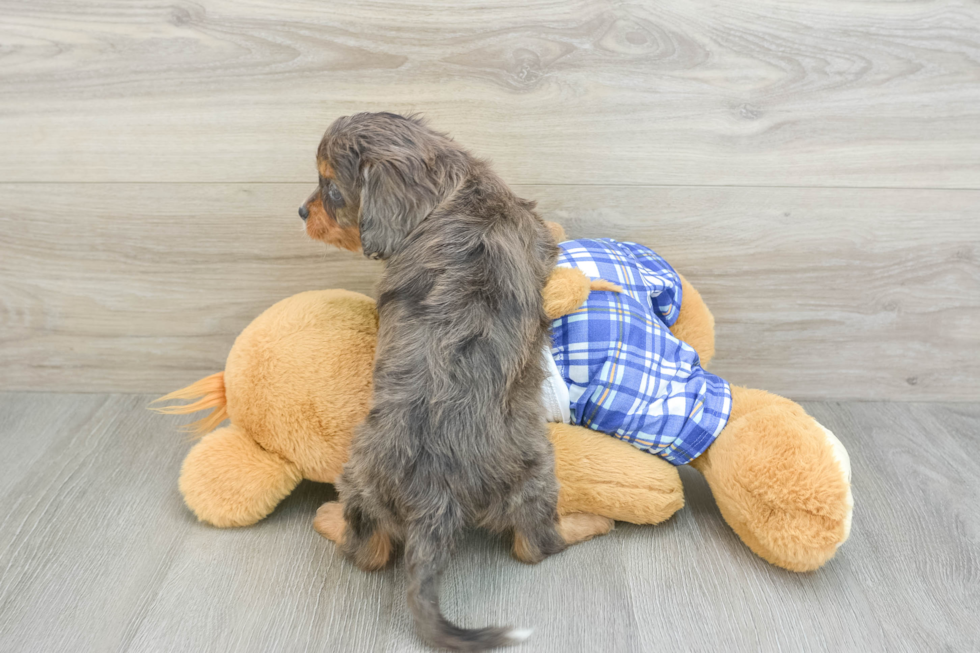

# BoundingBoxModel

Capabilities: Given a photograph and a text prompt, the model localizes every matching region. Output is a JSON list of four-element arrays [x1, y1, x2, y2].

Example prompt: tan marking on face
[[304, 188, 362, 252], [318, 159, 334, 179]]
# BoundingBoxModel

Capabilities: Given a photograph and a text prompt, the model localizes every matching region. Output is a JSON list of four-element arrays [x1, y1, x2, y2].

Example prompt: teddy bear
[[156, 232, 852, 573]]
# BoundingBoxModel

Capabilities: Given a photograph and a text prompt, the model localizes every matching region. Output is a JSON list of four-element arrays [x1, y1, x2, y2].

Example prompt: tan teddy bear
[[157, 240, 851, 572]]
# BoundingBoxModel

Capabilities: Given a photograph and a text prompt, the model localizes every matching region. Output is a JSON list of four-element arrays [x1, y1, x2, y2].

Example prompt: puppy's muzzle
[[298, 205, 309, 221]]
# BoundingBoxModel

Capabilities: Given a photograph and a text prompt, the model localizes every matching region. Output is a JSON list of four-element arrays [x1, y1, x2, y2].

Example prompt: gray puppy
[[301, 113, 609, 651]]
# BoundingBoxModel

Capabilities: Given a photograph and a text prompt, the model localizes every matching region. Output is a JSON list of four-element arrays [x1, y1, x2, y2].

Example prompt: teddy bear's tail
[[150, 372, 228, 437]]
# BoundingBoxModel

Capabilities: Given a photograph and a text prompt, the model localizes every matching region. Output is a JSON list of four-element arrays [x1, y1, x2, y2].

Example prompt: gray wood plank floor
[[0, 393, 977, 652]]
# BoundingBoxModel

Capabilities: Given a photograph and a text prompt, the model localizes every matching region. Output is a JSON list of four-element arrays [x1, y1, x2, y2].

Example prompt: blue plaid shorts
[[550, 238, 732, 465]]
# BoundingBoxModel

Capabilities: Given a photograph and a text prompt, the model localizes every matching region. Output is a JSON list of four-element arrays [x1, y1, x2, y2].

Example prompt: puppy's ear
[[358, 160, 434, 261]]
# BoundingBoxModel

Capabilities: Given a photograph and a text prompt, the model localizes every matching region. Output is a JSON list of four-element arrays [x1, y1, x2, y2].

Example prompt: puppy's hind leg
[[506, 459, 615, 563], [506, 469, 570, 565], [512, 509, 614, 564], [331, 487, 394, 572]]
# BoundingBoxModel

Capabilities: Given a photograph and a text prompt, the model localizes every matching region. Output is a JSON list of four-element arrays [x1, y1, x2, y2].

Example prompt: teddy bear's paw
[[699, 395, 855, 572], [542, 267, 592, 319], [817, 422, 853, 546], [589, 279, 624, 294], [558, 512, 615, 545], [313, 501, 346, 544]]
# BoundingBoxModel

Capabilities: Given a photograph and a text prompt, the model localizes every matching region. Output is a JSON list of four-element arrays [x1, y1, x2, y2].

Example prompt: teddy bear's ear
[[544, 221, 567, 243]]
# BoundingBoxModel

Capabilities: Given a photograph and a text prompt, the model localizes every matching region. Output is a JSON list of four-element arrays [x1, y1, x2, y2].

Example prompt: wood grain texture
[[1, 393, 978, 651], [2, 183, 977, 400], [0, 0, 978, 187]]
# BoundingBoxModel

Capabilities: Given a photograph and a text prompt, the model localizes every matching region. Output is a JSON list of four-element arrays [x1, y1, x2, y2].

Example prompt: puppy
[[300, 113, 610, 651]]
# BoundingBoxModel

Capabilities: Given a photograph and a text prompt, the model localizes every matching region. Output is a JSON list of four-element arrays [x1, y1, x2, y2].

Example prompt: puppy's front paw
[[313, 501, 346, 544]]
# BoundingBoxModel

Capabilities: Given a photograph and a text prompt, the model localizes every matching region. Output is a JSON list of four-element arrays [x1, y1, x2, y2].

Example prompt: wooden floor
[[1, 392, 977, 652]]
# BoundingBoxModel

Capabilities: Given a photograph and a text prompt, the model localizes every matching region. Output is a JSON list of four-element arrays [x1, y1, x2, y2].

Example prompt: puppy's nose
[[298, 205, 309, 221]]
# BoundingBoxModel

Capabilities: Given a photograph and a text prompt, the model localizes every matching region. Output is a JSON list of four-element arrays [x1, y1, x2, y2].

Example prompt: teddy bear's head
[[223, 289, 379, 483]]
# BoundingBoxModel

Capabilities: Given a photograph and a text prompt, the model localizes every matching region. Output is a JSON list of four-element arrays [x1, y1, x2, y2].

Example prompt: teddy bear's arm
[[541, 221, 714, 366], [542, 266, 716, 366], [542, 267, 593, 319], [669, 274, 716, 367]]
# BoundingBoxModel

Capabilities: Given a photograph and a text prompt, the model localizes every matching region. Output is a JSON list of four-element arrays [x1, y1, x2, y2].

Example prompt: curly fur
[[311, 112, 567, 651]]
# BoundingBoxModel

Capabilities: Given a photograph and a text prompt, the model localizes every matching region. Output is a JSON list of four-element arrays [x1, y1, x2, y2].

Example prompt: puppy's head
[[298, 112, 464, 260], [299, 157, 362, 253]]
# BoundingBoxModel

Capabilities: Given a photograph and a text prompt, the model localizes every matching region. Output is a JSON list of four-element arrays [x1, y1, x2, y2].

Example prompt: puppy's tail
[[406, 514, 531, 651], [149, 372, 228, 437]]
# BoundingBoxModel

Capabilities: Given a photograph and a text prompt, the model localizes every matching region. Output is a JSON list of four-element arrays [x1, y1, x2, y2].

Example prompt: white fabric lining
[[540, 346, 571, 424]]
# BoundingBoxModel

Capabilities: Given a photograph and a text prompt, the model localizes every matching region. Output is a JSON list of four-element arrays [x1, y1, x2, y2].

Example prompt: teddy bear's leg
[[179, 425, 302, 528], [668, 274, 716, 366], [313, 501, 346, 543], [556, 513, 615, 546], [548, 423, 685, 524], [689, 386, 853, 572]]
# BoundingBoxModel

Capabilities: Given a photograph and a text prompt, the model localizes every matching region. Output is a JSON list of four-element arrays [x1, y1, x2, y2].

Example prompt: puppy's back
[[329, 114, 560, 651]]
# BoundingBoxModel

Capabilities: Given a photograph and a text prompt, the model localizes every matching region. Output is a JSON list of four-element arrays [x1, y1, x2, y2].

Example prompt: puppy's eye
[[327, 182, 345, 207]]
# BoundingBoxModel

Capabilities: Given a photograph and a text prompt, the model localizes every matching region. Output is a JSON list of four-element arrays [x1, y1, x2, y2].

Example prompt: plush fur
[[690, 387, 852, 572], [158, 289, 379, 528], [158, 271, 852, 576], [670, 275, 716, 366]]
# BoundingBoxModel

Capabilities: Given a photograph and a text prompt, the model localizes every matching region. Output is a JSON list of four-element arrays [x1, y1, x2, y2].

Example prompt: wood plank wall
[[1, 0, 978, 399]]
